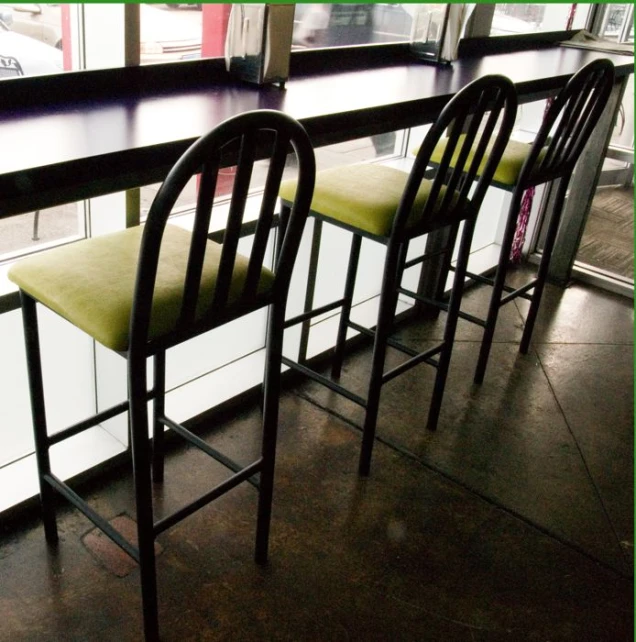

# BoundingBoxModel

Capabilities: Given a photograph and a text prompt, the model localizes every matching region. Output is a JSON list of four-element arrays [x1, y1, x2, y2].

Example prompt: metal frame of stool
[[450, 59, 615, 384], [280, 75, 518, 475], [17, 110, 315, 641]]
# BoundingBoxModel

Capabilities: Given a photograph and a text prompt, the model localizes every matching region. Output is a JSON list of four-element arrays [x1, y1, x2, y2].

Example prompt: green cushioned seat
[[427, 135, 536, 187], [279, 164, 462, 238], [8, 224, 274, 353]]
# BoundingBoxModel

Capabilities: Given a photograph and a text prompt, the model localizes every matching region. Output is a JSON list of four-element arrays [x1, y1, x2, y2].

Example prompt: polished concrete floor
[[0, 268, 633, 641]]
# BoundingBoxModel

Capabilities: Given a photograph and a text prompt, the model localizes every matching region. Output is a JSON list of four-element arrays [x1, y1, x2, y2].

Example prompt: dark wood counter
[[0, 44, 632, 218]]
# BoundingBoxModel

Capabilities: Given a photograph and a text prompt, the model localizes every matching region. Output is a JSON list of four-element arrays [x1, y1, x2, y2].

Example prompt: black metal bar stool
[[9, 109, 315, 641], [428, 58, 615, 383], [279, 75, 517, 476]]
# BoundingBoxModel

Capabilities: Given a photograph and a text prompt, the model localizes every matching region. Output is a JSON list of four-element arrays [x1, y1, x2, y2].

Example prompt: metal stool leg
[[21, 293, 58, 543], [298, 218, 323, 365], [152, 351, 166, 484], [358, 241, 405, 476], [427, 222, 470, 431], [276, 203, 291, 259], [331, 233, 362, 379], [255, 303, 284, 564], [129, 354, 159, 642], [473, 191, 524, 384], [520, 178, 569, 354]]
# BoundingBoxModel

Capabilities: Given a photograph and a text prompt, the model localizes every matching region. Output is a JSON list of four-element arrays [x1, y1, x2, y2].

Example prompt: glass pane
[[140, 3, 203, 64], [0, 4, 85, 261], [140, 4, 236, 65], [598, 4, 634, 43], [292, 3, 413, 49], [0, 3, 64, 76], [490, 4, 590, 36], [0, 203, 84, 261], [574, 4, 634, 285]]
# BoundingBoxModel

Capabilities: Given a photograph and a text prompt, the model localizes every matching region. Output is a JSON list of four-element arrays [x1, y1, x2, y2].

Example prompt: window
[[140, 4, 232, 65], [292, 3, 413, 49], [597, 3, 634, 43], [490, 4, 590, 36], [1, 3, 628, 514]]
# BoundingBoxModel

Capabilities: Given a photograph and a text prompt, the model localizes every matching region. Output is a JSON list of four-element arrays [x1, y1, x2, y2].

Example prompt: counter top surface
[[0, 45, 632, 216]]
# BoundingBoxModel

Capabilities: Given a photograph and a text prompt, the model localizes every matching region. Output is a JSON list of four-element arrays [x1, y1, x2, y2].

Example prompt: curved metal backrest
[[517, 58, 615, 189], [130, 109, 315, 350], [0, 55, 24, 78], [394, 74, 518, 240]]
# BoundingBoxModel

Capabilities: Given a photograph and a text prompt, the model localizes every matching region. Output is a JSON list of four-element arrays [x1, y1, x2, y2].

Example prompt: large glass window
[[490, 4, 590, 36], [292, 3, 414, 49], [0, 3, 63, 74], [0, 2, 630, 514], [598, 3, 634, 43], [140, 4, 232, 65]]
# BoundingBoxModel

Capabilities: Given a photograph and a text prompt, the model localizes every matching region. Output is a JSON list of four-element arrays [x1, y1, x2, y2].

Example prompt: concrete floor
[[0, 268, 632, 641]]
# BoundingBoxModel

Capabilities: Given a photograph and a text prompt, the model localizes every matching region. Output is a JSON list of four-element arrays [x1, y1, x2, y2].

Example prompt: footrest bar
[[456, 309, 487, 327], [284, 299, 346, 329], [501, 280, 536, 305], [347, 321, 375, 339], [404, 246, 448, 270], [48, 399, 131, 446], [463, 269, 495, 287], [281, 356, 367, 407], [398, 287, 448, 312], [45, 473, 140, 562], [153, 459, 263, 535], [346, 320, 420, 358], [385, 336, 419, 357], [159, 416, 258, 488], [381, 344, 443, 384]]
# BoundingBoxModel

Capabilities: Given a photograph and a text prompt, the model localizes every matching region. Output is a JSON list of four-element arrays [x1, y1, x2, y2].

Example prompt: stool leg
[[520, 179, 568, 354], [152, 351, 166, 483], [474, 191, 524, 384], [276, 203, 290, 260], [428, 222, 471, 431], [298, 218, 322, 365], [129, 353, 159, 641], [255, 303, 284, 564], [331, 233, 362, 379], [21, 293, 58, 543], [358, 241, 405, 476]]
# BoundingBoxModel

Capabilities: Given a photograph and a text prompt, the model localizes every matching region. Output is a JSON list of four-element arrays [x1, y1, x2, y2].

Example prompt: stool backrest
[[518, 58, 615, 189], [395, 74, 517, 240], [131, 109, 315, 350]]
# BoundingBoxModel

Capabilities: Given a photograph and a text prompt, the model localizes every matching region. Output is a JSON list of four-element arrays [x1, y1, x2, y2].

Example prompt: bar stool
[[428, 58, 615, 383], [279, 75, 517, 475], [9, 109, 315, 641]]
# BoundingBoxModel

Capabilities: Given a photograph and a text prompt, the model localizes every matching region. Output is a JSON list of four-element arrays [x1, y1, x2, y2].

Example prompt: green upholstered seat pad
[[8, 225, 274, 352], [280, 164, 460, 238], [427, 135, 539, 187]]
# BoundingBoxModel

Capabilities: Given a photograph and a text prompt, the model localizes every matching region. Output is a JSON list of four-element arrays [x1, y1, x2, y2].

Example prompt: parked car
[[0, 17, 62, 76], [0, 3, 62, 49]]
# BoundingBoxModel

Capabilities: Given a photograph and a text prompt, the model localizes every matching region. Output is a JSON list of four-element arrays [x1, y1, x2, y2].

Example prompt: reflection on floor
[[0, 269, 632, 641], [577, 184, 634, 280]]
